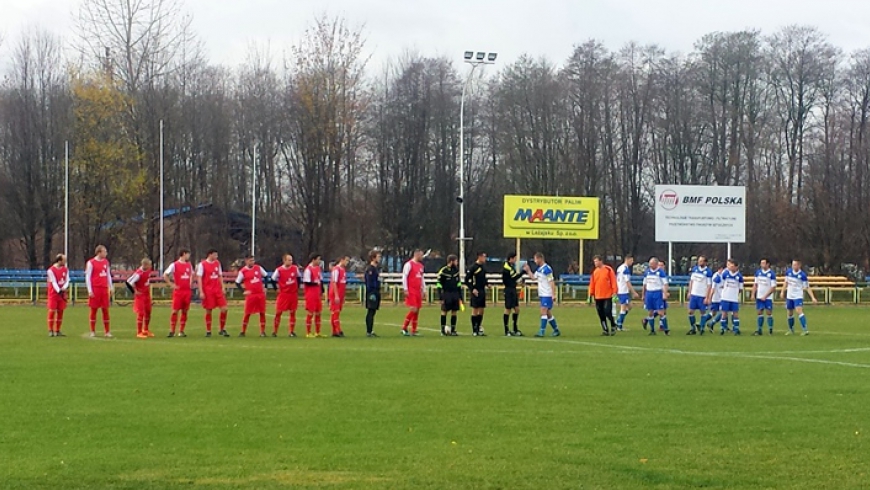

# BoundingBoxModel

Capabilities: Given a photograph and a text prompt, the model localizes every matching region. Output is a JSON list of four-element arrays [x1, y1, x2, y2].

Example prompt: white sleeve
[[260, 266, 268, 278], [85, 261, 94, 294], [271, 269, 280, 282], [402, 262, 411, 290], [164, 263, 175, 276], [332, 268, 339, 283], [303, 268, 312, 283], [47, 269, 61, 293], [421, 271, 426, 293], [196, 263, 204, 277], [127, 272, 140, 287], [235, 271, 244, 285]]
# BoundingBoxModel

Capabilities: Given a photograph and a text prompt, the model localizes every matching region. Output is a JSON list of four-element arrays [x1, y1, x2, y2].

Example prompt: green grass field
[[1, 304, 868, 489]]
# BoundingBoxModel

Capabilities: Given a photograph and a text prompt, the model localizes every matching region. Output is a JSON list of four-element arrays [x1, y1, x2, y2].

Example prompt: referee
[[364, 250, 382, 337], [465, 252, 489, 336], [502, 253, 524, 336], [590, 255, 618, 336], [437, 255, 461, 336]]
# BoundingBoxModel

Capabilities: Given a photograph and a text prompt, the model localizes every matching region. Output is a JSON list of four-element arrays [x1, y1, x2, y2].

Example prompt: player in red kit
[[329, 256, 349, 337], [164, 249, 194, 337], [127, 258, 154, 338], [46, 254, 70, 337], [85, 245, 113, 338], [303, 253, 325, 338], [271, 253, 300, 337], [197, 249, 229, 337], [235, 255, 269, 337], [401, 249, 426, 336]]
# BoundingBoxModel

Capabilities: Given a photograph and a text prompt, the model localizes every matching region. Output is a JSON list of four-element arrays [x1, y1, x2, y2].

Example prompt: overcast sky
[[2, 0, 870, 70]]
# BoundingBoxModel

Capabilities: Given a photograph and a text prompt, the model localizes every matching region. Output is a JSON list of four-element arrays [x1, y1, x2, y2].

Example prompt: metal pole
[[64, 141, 69, 259], [579, 239, 584, 275], [251, 145, 257, 257], [668, 242, 673, 276], [515, 238, 521, 272], [727, 242, 732, 260], [458, 67, 476, 278], [159, 120, 164, 272]]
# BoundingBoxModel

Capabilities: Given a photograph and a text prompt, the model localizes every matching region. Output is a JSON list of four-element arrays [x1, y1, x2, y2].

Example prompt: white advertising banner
[[655, 185, 746, 243]]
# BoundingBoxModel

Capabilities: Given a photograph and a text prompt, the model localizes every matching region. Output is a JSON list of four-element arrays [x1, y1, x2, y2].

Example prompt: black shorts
[[365, 292, 381, 311], [470, 290, 486, 309], [441, 291, 461, 312], [504, 288, 519, 309]]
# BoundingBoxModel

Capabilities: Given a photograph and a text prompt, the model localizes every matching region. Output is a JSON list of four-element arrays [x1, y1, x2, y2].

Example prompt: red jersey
[[86, 258, 111, 291], [402, 260, 425, 294], [128, 268, 152, 296], [236, 265, 267, 296], [197, 260, 224, 294], [165, 261, 193, 291], [272, 265, 300, 294], [329, 266, 347, 299], [47, 265, 69, 298], [303, 265, 322, 291]]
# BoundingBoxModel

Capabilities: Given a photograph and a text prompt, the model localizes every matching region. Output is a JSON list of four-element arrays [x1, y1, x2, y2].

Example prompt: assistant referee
[[465, 252, 489, 336], [502, 253, 524, 336], [437, 255, 461, 336]]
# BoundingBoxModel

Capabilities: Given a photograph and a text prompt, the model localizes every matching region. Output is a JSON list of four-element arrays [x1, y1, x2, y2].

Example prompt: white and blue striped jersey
[[616, 264, 632, 295], [711, 271, 724, 303], [535, 263, 555, 298], [643, 267, 668, 292], [785, 269, 809, 300], [715, 270, 744, 303], [689, 266, 713, 298], [754, 269, 776, 299]]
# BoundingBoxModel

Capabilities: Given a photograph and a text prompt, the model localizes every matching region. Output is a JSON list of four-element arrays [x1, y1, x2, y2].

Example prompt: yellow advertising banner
[[503, 195, 600, 240]]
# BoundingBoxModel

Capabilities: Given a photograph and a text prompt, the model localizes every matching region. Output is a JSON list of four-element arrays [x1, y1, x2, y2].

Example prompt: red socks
[[89, 308, 97, 332], [289, 311, 296, 334], [47, 311, 55, 332], [205, 311, 213, 332], [55, 310, 64, 332], [219, 310, 227, 330], [170, 312, 178, 333], [179, 312, 187, 333], [306, 313, 313, 334]]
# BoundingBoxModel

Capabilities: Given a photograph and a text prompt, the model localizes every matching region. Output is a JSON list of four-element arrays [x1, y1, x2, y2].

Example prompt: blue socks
[[700, 313, 711, 330], [539, 316, 548, 335], [689, 315, 697, 331], [767, 315, 774, 332], [660, 315, 669, 332], [787, 316, 795, 331], [549, 317, 559, 333], [757, 315, 764, 332], [732, 318, 740, 334], [617, 311, 627, 329], [799, 314, 807, 331]]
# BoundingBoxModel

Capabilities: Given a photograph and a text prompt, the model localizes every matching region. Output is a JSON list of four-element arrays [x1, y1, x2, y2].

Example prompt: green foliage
[[1, 305, 867, 489]]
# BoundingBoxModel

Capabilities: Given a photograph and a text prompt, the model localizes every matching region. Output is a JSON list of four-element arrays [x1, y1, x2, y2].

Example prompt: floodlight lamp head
[[464, 51, 474, 60], [487, 53, 498, 62], [476, 52, 485, 61]]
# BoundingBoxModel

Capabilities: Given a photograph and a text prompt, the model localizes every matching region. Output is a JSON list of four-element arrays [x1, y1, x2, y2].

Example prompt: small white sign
[[654, 185, 746, 243]]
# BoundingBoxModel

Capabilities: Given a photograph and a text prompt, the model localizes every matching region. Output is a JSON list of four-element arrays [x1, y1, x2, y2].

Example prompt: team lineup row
[[41, 246, 819, 339], [591, 255, 818, 337]]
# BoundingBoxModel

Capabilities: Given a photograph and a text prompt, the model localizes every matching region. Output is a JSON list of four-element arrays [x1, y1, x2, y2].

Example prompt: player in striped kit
[[641, 257, 669, 335], [525, 252, 561, 337], [615, 256, 639, 332], [329, 256, 349, 337], [85, 245, 113, 338], [703, 264, 726, 332], [715, 259, 744, 335], [126, 258, 155, 339], [235, 255, 269, 337], [271, 254, 301, 337], [163, 249, 194, 337], [781, 260, 818, 336], [752, 258, 776, 336], [197, 249, 229, 337], [686, 256, 713, 335], [46, 254, 70, 337]]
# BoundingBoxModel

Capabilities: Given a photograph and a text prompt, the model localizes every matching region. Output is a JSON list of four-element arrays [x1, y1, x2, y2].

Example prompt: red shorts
[[88, 289, 110, 309], [276, 292, 299, 313], [202, 290, 227, 310], [47, 293, 67, 311], [305, 290, 323, 312], [244, 293, 266, 315], [172, 290, 192, 311], [134, 295, 153, 315], [330, 297, 345, 312], [405, 291, 422, 309]]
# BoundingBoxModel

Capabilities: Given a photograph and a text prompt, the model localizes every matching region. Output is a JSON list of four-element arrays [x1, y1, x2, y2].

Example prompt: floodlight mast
[[458, 50, 497, 277]]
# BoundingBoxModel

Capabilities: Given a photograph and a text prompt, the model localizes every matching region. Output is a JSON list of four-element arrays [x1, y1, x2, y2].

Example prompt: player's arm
[[271, 268, 281, 289], [779, 276, 787, 299], [235, 271, 246, 293], [805, 278, 818, 303], [331, 269, 340, 302], [163, 263, 176, 289], [661, 274, 669, 299], [401, 262, 410, 293], [47, 269, 62, 294], [85, 261, 94, 296], [765, 275, 776, 301], [609, 268, 618, 296], [126, 272, 139, 295]]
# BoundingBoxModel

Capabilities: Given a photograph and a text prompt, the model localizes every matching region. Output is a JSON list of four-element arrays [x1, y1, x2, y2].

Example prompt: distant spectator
[[566, 261, 579, 275]]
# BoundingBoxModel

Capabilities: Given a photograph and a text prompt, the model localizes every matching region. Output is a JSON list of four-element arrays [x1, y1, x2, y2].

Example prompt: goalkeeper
[[364, 250, 382, 337]]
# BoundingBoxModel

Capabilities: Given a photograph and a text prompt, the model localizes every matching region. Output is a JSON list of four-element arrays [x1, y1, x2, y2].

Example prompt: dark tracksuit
[[364, 264, 380, 334]]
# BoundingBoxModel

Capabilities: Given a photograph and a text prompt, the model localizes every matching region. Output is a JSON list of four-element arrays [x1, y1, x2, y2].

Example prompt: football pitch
[[1, 304, 868, 489]]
